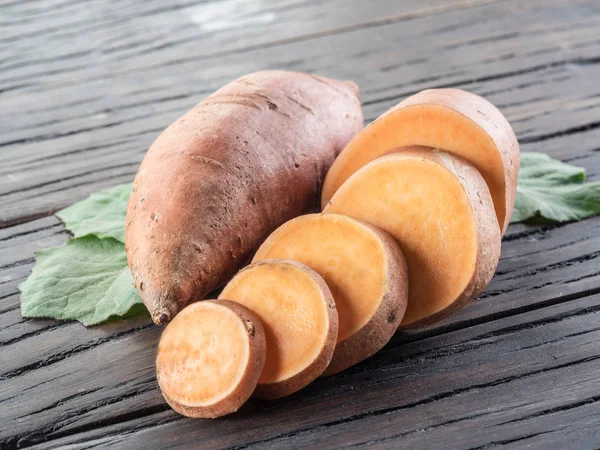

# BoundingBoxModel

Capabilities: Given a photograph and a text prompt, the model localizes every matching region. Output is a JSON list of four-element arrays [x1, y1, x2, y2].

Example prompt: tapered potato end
[[156, 300, 266, 418], [126, 70, 363, 325], [219, 260, 338, 398], [322, 88, 519, 234], [324, 149, 501, 328], [253, 214, 408, 375]]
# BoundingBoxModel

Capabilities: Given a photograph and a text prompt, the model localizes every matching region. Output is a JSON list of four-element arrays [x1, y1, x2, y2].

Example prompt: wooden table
[[2, 0, 600, 448]]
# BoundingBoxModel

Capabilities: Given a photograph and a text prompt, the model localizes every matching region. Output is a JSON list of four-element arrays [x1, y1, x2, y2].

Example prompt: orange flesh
[[220, 263, 329, 384], [156, 302, 250, 407], [324, 155, 478, 325], [322, 105, 506, 231], [253, 214, 386, 343]]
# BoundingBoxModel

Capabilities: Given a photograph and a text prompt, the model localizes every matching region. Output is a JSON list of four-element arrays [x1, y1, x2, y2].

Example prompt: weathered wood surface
[[1, 0, 600, 448], [3, 0, 600, 226]]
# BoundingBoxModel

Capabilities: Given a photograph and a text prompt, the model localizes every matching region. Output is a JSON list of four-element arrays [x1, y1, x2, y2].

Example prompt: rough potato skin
[[157, 300, 266, 419], [394, 147, 501, 329], [126, 71, 363, 324], [322, 221, 408, 375]]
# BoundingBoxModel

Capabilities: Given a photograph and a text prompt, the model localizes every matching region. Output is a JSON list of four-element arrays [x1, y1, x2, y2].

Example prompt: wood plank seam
[[362, 56, 600, 109], [206, 356, 600, 450], [6, 289, 600, 448]]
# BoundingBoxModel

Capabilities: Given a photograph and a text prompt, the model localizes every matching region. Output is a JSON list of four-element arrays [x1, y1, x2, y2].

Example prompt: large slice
[[253, 214, 408, 375], [324, 148, 501, 328], [156, 300, 266, 418], [321, 88, 520, 233], [219, 260, 338, 398]]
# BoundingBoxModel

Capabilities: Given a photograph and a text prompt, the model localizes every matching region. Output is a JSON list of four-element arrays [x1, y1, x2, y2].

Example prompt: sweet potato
[[219, 260, 338, 398], [126, 70, 362, 325], [321, 88, 519, 233], [156, 300, 266, 418], [324, 148, 501, 328], [253, 213, 408, 374]]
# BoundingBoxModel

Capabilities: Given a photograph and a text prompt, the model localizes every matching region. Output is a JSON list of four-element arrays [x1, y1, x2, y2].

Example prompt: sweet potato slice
[[321, 88, 519, 233], [324, 149, 501, 328], [253, 214, 408, 374], [126, 70, 363, 325], [156, 300, 266, 418], [219, 260, 338, 398]]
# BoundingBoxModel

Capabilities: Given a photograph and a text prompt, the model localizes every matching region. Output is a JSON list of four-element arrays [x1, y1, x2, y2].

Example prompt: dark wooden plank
[[24, 292, 600, 449], [252, 359, 600, 449], [4, 0, 599, 133], [3, 0, 600, 447], [0, 0, 486, 84], [1, 213, 599, 447], [2, 0, 600, 226], [0, 0, 494, 105], [364, 61, 600, 145], [0, 216, 67, 314]]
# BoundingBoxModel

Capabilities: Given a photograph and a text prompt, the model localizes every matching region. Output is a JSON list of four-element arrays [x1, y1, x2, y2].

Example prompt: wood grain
[[2, 0, 600, 226], [23, 293, 600, 449], [1, 214, 599, 447], [2, 0, 600, 448]]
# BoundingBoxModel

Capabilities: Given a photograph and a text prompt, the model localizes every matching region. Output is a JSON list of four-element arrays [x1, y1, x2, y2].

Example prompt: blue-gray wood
[[1, 0, 600, 448]]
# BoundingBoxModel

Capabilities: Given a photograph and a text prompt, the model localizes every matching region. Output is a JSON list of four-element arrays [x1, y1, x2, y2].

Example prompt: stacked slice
[[322, 88, 520, 234], [252, 214, 409, 375], [324, 148, 501, 327], [156, 88, 519, 418]]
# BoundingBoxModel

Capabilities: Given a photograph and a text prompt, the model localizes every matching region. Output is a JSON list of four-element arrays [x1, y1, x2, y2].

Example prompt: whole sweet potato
[[126, 71, 362, 324]]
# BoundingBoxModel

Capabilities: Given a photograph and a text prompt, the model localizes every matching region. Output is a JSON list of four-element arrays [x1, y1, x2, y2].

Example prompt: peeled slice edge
[[253, 213, 408, 375], [321, 88, 520, 234], [324, 148, 501, 328], [219, 259, 338, 398], [156, 300, 266, 418]]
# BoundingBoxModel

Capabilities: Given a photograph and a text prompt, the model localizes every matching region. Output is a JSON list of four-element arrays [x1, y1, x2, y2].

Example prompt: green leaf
[[57, 183, 132, 243], [20, 236, 144, 326], [511, 152, 600, 223]]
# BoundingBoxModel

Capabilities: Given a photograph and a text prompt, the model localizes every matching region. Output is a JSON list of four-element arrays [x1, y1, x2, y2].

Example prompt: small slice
[[219, 260, 338, 398], [324, 148, 501, 328], [322, 88, 520, 233], [156, 300, 266, 418], [253, 214, 408, 375]]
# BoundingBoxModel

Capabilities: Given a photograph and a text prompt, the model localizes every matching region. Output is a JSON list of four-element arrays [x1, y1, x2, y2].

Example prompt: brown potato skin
[[322, 221, 408, 375], [393, 148, 501, 329], [126, 71, 363, 324], [157, 300, 266, 419], [221, 259, 338, 399]]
